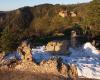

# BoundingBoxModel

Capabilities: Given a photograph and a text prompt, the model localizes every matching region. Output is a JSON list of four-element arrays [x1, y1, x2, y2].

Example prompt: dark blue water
[[3, 51, 21, 60]]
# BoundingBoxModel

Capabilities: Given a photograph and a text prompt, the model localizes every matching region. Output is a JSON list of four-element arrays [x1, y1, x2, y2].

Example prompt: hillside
[[0, 0, 100, 52]]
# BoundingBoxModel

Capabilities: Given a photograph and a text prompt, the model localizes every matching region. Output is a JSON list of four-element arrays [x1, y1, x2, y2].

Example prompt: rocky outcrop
[[14, 58, 78, 79], [0, 53, 78, 80], [45, 40, 68, 54], [0, 52, 4, 61], [17, 41, 32, 62]]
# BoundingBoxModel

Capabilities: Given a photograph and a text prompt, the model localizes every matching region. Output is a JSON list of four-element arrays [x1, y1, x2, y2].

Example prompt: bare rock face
[[59, 63, 68, 77], [0, 55, 78, 80], [56, 58, 78, 79], [0, 52, 5, 61], [15, 58, 78, 79], [71, 30, 77, 48], [15, 59, 58, 74], [17, 41, 32, 62], [45, 40, 68, 54], [68, 64, 78, 80]]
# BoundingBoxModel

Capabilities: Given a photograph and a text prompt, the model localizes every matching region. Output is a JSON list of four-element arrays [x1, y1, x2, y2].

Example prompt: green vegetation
[[0, 0, 100, 52], [85, 0, 100, 36], [0, 26, 19, 53]]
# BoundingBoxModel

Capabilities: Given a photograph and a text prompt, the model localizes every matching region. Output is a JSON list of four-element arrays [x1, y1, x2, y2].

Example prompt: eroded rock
[[14, 58, 78, 79], [17, 40, 32, 62]]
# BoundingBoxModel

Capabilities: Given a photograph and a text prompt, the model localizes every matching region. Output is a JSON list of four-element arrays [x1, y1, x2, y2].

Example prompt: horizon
[[0, 0, 92, 11]]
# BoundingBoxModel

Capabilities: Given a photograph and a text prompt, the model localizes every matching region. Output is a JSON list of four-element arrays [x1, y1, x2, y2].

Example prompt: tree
[[0, 26, 19, 53], [30, 16, 51, 37], [85, 0, 100, 36], [50, 15, 71, 33]]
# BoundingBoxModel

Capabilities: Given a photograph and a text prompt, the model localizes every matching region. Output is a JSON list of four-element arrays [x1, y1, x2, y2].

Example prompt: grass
[[0, 68, 99, 80], [0, 69, 66, 80]]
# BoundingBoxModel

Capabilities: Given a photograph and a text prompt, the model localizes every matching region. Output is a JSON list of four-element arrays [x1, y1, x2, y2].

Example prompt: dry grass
[[0, 69, 66, 80], [78, 78, 99, 80], [0, 69, 99, 80]]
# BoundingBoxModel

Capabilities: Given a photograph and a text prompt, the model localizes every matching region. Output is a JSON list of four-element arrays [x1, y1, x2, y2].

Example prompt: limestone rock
[[17, 40, 32, 62], [45, 40, 68, 54]]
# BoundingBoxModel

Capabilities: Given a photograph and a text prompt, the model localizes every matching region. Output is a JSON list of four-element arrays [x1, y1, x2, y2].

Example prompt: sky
[[0, 0, 92, 11]]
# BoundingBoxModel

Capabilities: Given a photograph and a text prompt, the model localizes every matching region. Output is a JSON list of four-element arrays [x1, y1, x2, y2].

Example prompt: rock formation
[[45, 40, 68, 54], [14, 57, 78, 79], [71, 30, 77, 48], [17, 40, 32, 62], [0, 52, 5, 61]]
